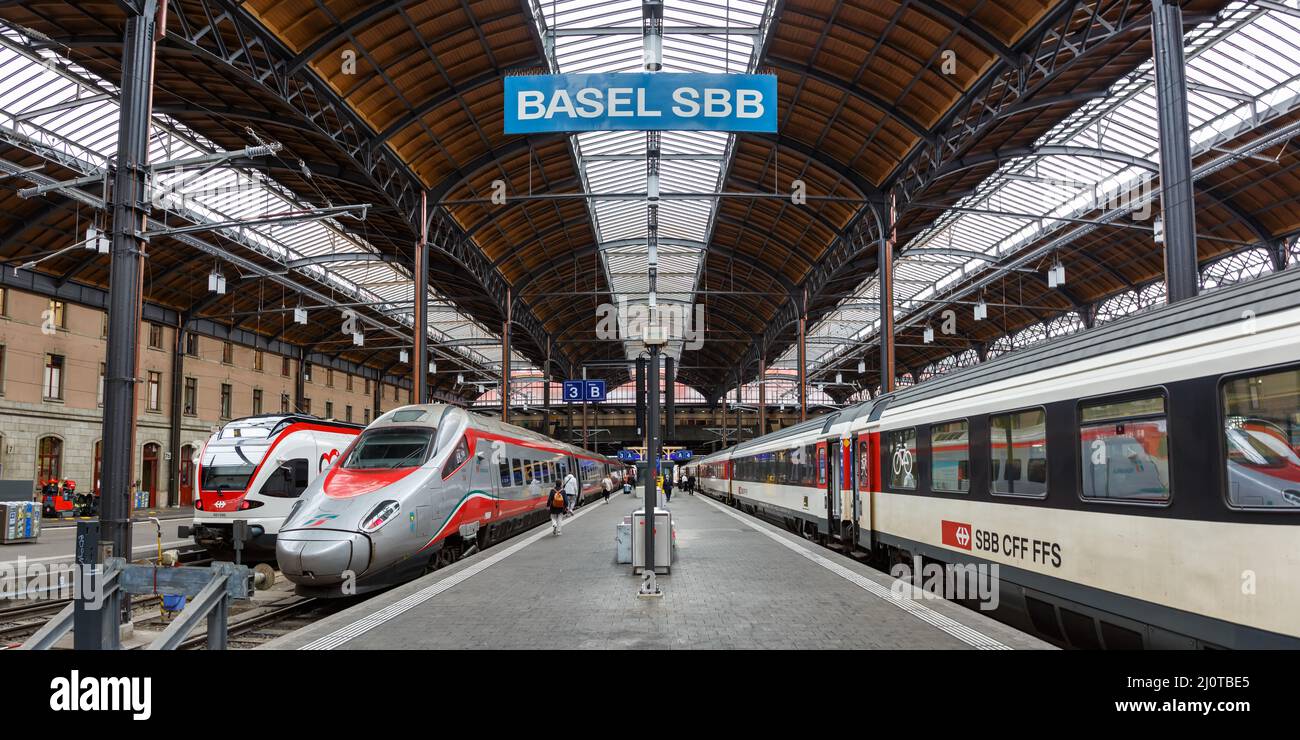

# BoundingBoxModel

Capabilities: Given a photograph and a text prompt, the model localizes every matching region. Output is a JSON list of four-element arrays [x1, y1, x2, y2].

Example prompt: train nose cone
[[277, 530, 371, 585]]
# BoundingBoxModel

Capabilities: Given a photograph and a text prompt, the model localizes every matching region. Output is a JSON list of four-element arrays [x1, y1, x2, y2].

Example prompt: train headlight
[[361, 500, 401, 533]]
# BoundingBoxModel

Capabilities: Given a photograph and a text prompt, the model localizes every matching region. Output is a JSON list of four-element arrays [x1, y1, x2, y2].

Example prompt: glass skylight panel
[[531, 0, 772, 363], [0, 25, 519, 378], [791, 2, 1297, 384]]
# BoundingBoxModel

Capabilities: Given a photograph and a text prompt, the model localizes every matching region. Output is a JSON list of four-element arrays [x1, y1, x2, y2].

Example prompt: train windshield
[[342, 427, 435, 469], [200, 443, 269, 491]]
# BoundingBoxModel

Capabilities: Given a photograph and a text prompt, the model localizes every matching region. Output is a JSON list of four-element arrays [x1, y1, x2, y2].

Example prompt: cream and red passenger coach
[[697, 267, 1300, 649]]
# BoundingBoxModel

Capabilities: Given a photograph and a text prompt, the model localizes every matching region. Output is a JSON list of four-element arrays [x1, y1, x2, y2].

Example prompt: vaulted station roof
[[0, 0, 1294, 407]]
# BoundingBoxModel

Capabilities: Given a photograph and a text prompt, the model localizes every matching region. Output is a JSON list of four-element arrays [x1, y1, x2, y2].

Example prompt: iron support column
[[99, 0, 161, 575], [413, 192, 428, 403], [880, 194, 896, 393], [1151, 0, 1199, 303], [797, 288, 807, 421], [758, 356, 766, 436], [502, 288, 511, 423], [166, 321, 185, 507]]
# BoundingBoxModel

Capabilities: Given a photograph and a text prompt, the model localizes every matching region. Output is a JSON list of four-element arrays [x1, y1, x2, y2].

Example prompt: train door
[[473, 437, 499, 531], [857, 434, 876, 549], [818, 441, 835, 532], [841, 438, 854, 542]]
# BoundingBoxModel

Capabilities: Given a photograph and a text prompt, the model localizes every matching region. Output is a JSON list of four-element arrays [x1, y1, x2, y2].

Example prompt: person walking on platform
[[663, 472, 673, 505], [601, 473, 613, 504], [562, 468, 578, 516], [548, 481, 567, 536]]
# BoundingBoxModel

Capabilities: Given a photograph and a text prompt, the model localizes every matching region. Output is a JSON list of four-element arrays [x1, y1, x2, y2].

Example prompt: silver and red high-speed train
[[277, 404, 619, 595]]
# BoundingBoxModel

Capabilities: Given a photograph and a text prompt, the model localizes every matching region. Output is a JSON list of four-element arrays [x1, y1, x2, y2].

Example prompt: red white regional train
[[277, 405, 620, 595], [691, 267, 1300, 649], [184, 414, 363, 561]]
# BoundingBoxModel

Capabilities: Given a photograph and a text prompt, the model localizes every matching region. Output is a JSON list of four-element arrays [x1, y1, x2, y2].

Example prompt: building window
[[0, 345, 5, 395], [222, 342, 233, 365], [97, 363, 105, 406], [281, 356, 291, 377], [991, 409, 1047, 497], [148, 323, 163, 349], [931, 419, 969, 493], [1222, 367, 1300, 509], [301, 397, 311, 415], [364, 377, 370, 394], [43, 353, 64, 400], [345, 405, 353, 422], [47, 300, 66, 330], [325, 400, 334, 419], [394, 385, 399, 402], [1079, 394, 1170, 503], [327, 369, 334, 388], [37, 436, 62, 483], [220, 383, 233, 419], [280, 392, 290, 414], [146, 371, 161, 412], [303, 363, 312, 383], [886, 428, 917, 489], [183, 377, 197, 416], [185, 333, 198, 357], [100, 312, 107, 337], [252, 388, 263, 415], [346, 373, 354, 392], [254, 350, 264, 372], [363, 408, 370, 424]]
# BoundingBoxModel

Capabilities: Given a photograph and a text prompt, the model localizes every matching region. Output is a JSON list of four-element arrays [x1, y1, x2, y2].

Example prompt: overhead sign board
[[562, 380, 607, 403], [504, 73, 778, 134]]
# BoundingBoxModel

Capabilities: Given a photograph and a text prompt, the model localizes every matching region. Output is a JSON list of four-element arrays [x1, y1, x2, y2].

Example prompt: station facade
[[0, 284, 401, 506]]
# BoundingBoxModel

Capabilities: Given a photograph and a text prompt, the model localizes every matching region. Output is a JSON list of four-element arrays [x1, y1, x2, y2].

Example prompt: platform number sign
[[563, 380, 606, 403], [563, 380, 584, 403]]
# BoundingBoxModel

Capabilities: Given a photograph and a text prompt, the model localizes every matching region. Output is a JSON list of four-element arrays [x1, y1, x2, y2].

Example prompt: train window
[[991, 409, 1047, 498], [342, 428, 434, 469], [886, 428, 917, 489], [1079, 395, 1170, 503], [1222, 367, 1300, 509], [931, 420, 970, 493], [499, 459, 512, 488], [259, 458, 309, 498], [441, 435, 470, 479], [512, 459, 525, 487]]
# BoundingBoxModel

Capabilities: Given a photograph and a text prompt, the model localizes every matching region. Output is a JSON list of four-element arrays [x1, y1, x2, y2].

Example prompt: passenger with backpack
[[548, 481, 567, 536], [562, 468, 579, 516]]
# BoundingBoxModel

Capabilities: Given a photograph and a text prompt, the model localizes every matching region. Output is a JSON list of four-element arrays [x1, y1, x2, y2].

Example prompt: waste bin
[[631, 507, 672, 574], [615, 517, 632, 564]]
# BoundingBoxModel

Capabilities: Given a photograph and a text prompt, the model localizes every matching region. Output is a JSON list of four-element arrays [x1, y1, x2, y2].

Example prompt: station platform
[[266, 493, 1050, 650], [40, 506, 194, 529]]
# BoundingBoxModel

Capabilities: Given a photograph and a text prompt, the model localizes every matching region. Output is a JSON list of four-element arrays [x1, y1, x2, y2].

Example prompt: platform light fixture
[[835, 372, 843, 385], [399, 349, 409, 363], [85, 226, 109, 253], [428, 361, 436, 374], [857, 358, 865, 374], [973, 298, 988, 321], [352, 331, 364, 347], [293, 307, 308, 325], [207, 270, 226, 294], [1047, 259, 1066, 288], [457, 373, 464, 385], [923, 325, 935, 343]]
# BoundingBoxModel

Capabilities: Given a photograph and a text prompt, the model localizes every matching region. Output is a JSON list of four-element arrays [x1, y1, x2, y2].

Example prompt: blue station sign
[[504, 73, 778, 134], [562, 379, 607, 403]]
